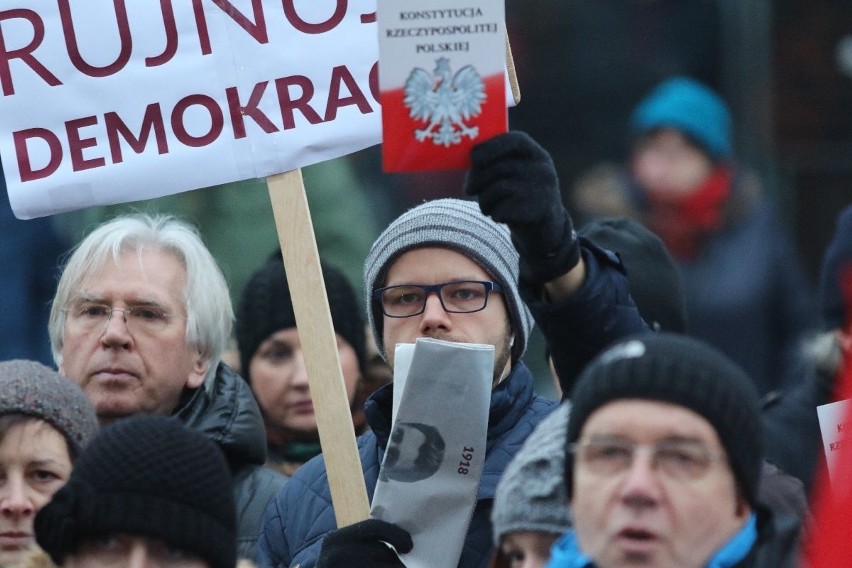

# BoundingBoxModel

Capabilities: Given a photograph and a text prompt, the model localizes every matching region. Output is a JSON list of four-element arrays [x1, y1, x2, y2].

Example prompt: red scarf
[[643, 166, 733, 261]]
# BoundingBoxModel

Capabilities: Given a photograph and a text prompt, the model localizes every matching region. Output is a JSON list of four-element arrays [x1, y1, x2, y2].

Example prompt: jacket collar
[[174, 363, 268, 468], [364, 361, 536, 451]]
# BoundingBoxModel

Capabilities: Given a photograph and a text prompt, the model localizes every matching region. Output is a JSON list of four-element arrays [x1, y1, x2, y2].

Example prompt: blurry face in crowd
[[249, 328, 360, 434], [59, 248, 208, 423], [571, 400, 749, 568], [380, 247, 513, 385], [631, 129, 715, 198], [0, 418, 72, 565], [498, 531, 560, 568], [65, 534, 209, 568]]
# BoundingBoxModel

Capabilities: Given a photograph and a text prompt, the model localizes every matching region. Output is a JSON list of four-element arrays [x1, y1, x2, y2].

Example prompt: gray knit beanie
[[0, 359, 98, 456], [491, 402, 572, 544], [363, 198, 533, 361]]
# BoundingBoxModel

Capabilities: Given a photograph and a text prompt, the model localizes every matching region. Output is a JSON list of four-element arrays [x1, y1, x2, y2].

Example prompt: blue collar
[[546, 513, 758, 568]]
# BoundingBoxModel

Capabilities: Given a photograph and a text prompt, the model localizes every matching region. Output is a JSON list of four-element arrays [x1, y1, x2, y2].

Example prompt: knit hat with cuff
[[631, 77, 733, 162], [0, 359, 98, 456], [565, 333, 763, 507]]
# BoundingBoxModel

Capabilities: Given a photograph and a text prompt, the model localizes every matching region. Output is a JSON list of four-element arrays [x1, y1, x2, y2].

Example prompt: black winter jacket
[[176, 363, 288, 559]]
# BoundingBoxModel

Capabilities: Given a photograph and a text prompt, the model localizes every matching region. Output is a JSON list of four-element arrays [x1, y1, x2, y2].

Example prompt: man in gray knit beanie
[[257, 131, 651, 568]]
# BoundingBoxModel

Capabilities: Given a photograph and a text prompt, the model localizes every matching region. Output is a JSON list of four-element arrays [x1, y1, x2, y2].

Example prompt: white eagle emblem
[[403, 57, 486, 147]]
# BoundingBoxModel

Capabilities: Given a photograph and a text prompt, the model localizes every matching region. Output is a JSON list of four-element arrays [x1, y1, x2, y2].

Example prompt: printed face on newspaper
[[371, 338, 493, 568]]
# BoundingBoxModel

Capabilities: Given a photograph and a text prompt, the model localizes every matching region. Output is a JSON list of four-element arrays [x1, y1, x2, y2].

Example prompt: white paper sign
[[372, 338, 493, 568], [817, 398, 851, 486], [376, 0, 507, 172], [0, 1, 382, 219]]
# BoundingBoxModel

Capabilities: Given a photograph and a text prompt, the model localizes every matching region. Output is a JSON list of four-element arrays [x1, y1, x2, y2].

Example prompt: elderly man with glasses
[[548, 333, 801, 568], [256, 131, 650, 568], [48, 213, 286, 561]]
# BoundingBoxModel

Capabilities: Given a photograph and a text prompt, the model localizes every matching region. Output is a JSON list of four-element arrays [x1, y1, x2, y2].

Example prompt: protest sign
[[0, 1, 382, 219], [377, 1, 507, 172], [817, 397, 851, 487], [372, 338, 492, 568]]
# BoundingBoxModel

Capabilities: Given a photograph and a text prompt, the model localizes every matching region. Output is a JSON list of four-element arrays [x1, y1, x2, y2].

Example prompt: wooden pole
[[505, 32, 521, 105], [266, 169, 370, 527]]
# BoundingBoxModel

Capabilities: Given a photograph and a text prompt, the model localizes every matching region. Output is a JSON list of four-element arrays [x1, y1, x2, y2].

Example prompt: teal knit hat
[[631, 77, 732, 161], [363, 198, 533, 361]]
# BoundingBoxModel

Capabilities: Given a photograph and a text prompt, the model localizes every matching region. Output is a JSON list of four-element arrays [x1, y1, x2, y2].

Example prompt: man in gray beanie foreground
[[547, 333, 801, 568], [256, 131, 650, 568]]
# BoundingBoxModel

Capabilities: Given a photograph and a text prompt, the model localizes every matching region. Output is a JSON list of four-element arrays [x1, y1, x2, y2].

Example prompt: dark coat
[[176, 363, 288, 560], [525, 240, 652, 394], [256, 362, 555, 568], [763, 364, 834, 497], [670, 190, 817, 397]]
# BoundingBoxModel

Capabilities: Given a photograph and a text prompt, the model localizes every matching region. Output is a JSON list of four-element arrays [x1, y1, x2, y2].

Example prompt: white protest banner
[[817, 397, 851, 487], [0, 1, 381, 219], [376, 1, 507, 172], [372, 338, 492, 568]]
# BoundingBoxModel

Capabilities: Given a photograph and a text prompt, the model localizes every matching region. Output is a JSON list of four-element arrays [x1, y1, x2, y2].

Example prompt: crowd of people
[[0, 74, 849, 568]]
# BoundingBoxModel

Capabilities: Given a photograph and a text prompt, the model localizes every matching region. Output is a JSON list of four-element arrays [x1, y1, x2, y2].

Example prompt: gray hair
[[49, 214, 233, 385]]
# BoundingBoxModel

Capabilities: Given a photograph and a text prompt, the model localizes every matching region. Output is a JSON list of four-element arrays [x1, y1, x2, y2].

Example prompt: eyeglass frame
[[372, 280, 504, 318], [61, 301, 187, 336], [567, 437, 729, 481]]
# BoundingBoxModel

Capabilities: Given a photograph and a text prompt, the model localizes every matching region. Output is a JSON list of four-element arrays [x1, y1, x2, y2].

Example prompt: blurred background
[[2, 0, 850, 394]]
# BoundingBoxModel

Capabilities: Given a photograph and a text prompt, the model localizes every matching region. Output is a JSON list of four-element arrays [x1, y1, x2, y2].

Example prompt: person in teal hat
[[573, 76, 817, 398]]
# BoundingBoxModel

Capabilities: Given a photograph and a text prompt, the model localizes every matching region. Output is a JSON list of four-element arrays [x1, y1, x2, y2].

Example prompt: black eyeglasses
[[373, 281, 503, 318]]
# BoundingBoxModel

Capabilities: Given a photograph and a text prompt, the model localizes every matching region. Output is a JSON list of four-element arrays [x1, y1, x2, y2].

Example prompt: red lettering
[[59, 0, 131, 78], [283, 0, 346, 34], [105, 103, 169, 163], [66, 116, 106, 172], [146, 0, 179, 67], [226, 82, 278, 139], [324, 65, 372, 121], [192, 0, 268, 56], [368, 61, 379, 104], [172, 94, 224, 147], [0, 10, 62, 96], [274, 76, 322, 128], [13, 127, 62, 182]]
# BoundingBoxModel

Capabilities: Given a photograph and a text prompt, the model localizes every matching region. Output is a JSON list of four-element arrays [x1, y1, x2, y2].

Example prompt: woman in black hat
[[236, 255, 385, 476]]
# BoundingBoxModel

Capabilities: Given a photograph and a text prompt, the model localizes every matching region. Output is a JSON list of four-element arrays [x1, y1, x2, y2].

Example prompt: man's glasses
[[373, 281, 503, 318], [63, 302, 186, 336], [568, 438, 727, 481]]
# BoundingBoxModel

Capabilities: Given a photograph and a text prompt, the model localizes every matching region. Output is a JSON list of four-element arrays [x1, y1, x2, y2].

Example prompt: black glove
[[465, 131, 580, 283], [316, 518, 412, 568]]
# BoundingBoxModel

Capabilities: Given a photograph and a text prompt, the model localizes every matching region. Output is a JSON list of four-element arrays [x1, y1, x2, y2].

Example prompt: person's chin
[[0, 539, 34, 565], [92, 396, 141, 424]]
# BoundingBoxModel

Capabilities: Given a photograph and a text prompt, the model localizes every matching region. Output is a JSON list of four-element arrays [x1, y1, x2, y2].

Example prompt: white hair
[[49, 213, 233, 385]]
